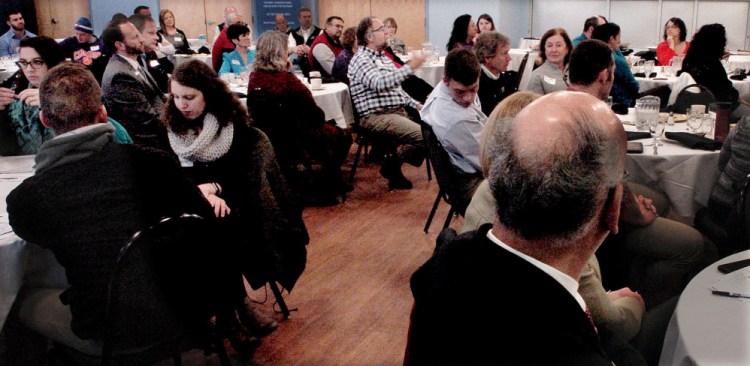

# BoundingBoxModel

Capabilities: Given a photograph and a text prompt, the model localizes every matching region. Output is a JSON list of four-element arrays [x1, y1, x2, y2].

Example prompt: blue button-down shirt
[[0, 29, 36, 57]]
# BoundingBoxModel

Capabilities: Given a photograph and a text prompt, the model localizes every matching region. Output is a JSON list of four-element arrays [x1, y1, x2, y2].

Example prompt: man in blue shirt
[[572, 16, 606, 47], [0, 10, 36, 57]]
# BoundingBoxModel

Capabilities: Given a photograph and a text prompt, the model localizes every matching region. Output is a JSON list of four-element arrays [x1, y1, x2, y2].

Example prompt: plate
[[310, 85, 325, 91], [673, 114, 687, 122]]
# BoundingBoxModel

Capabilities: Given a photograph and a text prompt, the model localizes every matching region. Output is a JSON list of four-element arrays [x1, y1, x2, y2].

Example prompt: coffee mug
[[310, 78, 322, 89]]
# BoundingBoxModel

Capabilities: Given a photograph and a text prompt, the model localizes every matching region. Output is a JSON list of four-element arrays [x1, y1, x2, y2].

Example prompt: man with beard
[[309, 16, 345, 77], [0, 10, 36, 57], [348, 17, 427, 190], [129, 14, 173, 92], [101, 18, 167, 150]]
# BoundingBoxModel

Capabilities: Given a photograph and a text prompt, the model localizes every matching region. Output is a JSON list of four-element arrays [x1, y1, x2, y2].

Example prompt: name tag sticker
[[149, 59, 160, 67], [90, 45, 99, 51], [174, 36, 182, 42], [543, 76, 556, 85], [232, 59, 241, 65]]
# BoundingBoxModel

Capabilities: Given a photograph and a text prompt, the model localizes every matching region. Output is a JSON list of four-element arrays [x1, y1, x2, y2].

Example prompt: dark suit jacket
[[101, 54, 167, 150], [405, 224, 612, 365]]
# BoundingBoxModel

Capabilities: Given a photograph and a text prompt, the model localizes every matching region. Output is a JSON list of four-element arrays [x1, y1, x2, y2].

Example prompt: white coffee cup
[[309, 71, 321, 79], [310, 78, 322, 89]]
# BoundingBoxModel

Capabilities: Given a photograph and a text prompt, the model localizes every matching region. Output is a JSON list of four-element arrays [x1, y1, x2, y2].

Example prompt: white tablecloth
[[620, 110, 720, 216], [659, 250, 750, 366], [0, 155, 67, 331], [636, 67, 750, 97], [236, 81, 354, 129], [413, 57, 445, 87], [172, 54, 212, 68], [0, 63, 18, 83]]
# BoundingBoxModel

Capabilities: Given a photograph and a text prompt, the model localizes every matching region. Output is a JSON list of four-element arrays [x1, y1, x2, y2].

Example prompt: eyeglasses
[[666, 25, 678, 30], [370, 26, 385, 33], [16, 59, 45, 69]]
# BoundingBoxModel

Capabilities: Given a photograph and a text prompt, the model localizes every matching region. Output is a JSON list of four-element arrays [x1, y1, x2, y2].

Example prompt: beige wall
[[318, 0, 425, 49]]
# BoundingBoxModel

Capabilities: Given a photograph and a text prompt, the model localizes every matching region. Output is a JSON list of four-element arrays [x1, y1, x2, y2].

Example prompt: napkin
[[626, 131, 651, 141], [634, 72, 657, 78], [665, 132, 723, 150], [611, 103, 629, 115], [730, 74, 747, 81], [232, 91, 247, 98]]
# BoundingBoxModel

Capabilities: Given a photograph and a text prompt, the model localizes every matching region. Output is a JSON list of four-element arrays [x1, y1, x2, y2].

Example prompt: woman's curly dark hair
[[446, 14, 472, 52], [685, 23, 726, 61], [164, 59, 249, 134]]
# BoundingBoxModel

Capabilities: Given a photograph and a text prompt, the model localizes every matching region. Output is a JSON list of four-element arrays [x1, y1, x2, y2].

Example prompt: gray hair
[[252, 31, 289, 72], [487, 99, 620, 246], [474, 31, 510, 63]]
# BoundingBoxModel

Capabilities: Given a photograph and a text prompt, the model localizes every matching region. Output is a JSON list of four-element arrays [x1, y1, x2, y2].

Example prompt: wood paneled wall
[[159, 0, 252, 40], [34, 0, 89, 39], [318, 0, 425, 49]]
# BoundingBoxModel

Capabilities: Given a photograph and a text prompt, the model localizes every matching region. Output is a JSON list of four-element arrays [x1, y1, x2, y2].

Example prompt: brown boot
[[237, 297, 279, 337]]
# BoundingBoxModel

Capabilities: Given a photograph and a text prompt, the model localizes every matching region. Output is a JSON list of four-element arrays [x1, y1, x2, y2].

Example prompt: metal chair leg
[[269, 281, 291, 319], [349, 139, 365, 184], [442, 207, 456, 229], [425, 156, 432, 181], [424, 190, 443, 233]]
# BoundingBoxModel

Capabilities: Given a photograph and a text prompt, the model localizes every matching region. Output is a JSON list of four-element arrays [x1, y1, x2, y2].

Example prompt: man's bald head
[[488, 92, 626, 246]]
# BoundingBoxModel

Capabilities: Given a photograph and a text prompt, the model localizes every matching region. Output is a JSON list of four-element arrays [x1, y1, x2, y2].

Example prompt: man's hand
[[407, 54, 427, 69], [17, 88, 40, 107], [0, 87, 15, 110], [619, 185, 658, 226], [608, 287, 645, 307], [295, 44, 310, 56]]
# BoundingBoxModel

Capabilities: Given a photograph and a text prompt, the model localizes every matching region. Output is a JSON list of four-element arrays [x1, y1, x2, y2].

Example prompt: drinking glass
[[643, 60, 655, 78], [636, 59, 646, 74], [648, 116, 665, 147], [701, 113, 715, 139], [686, 108, 703, 133], [635, 96, 660, 131]]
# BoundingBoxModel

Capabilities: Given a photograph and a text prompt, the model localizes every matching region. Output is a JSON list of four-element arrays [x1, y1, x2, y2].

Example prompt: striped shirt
[[348, 46, 419, 117]]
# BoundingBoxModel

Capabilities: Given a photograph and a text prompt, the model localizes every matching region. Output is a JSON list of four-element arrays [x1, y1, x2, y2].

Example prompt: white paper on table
[[711, 267, 750, 298]]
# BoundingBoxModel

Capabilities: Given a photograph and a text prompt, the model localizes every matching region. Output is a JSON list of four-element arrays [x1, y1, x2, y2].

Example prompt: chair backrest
[[515, 52, 530, 91], [421, 123, 473, 214], [517, 51, 538, 91], [247, 87, 308, 166], [102, 213, 224, 363], [741, 174, 750, 244], [669, 83, 716, 114]]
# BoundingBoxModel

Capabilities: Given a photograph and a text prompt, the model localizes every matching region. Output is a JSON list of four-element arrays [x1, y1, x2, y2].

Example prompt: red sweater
[[211, 28, 235, 71]]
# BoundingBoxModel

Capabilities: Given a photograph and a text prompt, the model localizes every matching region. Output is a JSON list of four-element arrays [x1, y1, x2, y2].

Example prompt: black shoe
[[380, 158, 412, 190], [216, 315, 262, 357]]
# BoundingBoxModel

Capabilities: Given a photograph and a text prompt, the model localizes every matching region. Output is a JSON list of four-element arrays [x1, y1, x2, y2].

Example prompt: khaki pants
[[360, 110, 425, 166]]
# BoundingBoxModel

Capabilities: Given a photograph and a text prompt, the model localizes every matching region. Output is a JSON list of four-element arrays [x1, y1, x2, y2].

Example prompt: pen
[[711, 290, 750, 298]]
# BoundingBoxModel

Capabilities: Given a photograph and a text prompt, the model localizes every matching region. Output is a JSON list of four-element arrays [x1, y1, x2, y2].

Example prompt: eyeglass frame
[[16, 58, 46, 70]]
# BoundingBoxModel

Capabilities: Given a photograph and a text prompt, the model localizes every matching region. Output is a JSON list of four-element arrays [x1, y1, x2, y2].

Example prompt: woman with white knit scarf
[[164, 60, 309, 356]]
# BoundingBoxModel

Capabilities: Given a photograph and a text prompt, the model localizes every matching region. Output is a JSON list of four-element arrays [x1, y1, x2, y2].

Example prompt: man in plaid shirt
[[348, 16, 428, 190]]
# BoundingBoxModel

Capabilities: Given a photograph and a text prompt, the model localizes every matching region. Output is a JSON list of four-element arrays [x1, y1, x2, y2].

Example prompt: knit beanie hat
[[74, 17, 94, 34]]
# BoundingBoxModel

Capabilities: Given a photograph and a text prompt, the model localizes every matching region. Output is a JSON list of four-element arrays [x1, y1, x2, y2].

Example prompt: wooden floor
[[246, 154, 462, 365]]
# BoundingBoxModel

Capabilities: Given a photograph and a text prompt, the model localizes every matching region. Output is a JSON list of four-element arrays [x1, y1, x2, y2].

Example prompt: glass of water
[[648, 115, 665, 146]]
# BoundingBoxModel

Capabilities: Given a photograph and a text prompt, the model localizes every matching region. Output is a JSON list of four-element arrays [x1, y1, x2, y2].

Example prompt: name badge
[[149, 59, 160, 67], [543, 76, 556, 85], [174, 36, 182, 42], [232, 59, 241, 65], [178, 156, 193, 167], [90, 45, 99, 51]]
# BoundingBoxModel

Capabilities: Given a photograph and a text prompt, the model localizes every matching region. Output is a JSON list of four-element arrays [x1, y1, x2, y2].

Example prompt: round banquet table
[[635, 67, 750, 97], [235, 81, 354, 130], [412, 56, 445, 87], [0, 155, 67, 332], [171, 54, 212, 68], [619, 109, 721, 217], [659, 250, 750, 366]]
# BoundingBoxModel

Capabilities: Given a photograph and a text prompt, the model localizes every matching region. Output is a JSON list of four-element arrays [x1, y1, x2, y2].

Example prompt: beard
[[10, 23, 24, 32], [125, 43, 144, 55]]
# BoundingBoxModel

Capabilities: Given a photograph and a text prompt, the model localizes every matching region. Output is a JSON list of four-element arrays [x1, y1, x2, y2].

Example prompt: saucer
[[310, 85, 325, 90]]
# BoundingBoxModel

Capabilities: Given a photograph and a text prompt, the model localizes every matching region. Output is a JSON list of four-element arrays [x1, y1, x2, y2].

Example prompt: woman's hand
[[0, 87, 15, 110], [206, 194, 231, 217], [17, 88, 40, 107], [198, 183, 231, 217]]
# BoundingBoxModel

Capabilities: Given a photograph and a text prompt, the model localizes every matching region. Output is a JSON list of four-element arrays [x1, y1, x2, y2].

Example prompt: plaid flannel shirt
[[348, 47, 419, 117]]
